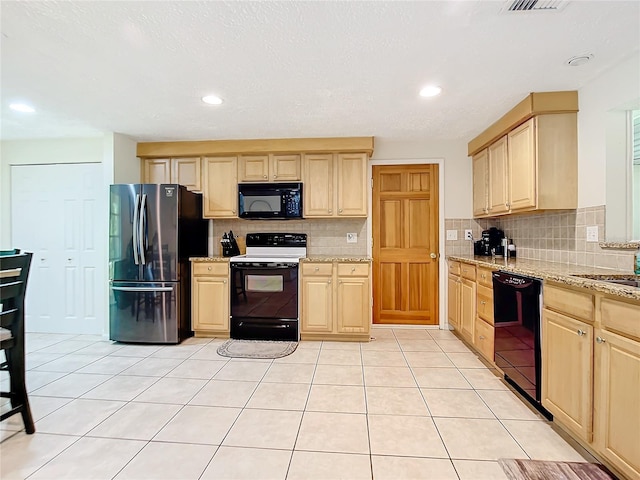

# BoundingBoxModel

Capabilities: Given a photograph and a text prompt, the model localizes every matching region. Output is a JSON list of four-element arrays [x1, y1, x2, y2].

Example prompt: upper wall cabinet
[[137, 137, 374, 219], [239, 154, 301, 182], [142, 157, 201, 191], [303, 153, 368, 218], [469, 92, 578, 218]]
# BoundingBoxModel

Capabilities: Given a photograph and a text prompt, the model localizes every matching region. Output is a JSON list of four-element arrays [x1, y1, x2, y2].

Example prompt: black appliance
[[230, 233, 307, 341], [238, 183, 303, 219], [108, 184, 208, 344], [492, 271, 551, 419], [474, 227, 505, 256]]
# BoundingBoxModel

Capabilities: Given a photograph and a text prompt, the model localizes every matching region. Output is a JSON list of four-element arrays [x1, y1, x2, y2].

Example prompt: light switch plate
[[446, 230, 458, 241], [586, 225, 599, 242], [464, 229, 473, 241], [346, 232, 357, 243]]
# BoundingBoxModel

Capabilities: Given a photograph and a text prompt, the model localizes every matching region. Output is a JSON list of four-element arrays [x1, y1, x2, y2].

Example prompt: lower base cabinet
[[543, 283, 640, 480], [191, 261, 230, 337], [301, 262, 370, 341]]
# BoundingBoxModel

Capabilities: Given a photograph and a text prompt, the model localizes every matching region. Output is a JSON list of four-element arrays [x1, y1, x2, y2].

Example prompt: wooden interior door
[[373, 164, 439, 325]]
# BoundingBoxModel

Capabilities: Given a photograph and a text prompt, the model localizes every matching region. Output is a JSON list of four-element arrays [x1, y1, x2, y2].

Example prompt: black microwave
[[238, 182, 303, 219]]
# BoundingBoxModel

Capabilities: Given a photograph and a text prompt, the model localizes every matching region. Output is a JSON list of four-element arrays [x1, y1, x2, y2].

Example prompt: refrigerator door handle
[[139, 193, 147, 265], [111, 286, 174, 292], [133, 193, 141, 265]]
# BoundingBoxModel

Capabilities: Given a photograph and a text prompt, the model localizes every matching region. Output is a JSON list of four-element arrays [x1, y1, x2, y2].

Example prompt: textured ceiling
[[1, 1, 639, 143]]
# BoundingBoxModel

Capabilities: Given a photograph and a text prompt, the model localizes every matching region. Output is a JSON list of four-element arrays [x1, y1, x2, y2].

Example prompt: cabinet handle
[[327, 279, 332, 284], [232, 210, 236, 214], [351, 267, 356, 272], [338, 280, 342, 284], [596, 336, 606, 344], [263, 174, 267, 179], [479, 335, 485, 340], [577, 329, 586, 336], [506, 203, 511, 209], [273, 175, 277, 179], [223, 280, 227, 284], [328, 209, 332, 213], [339, 208, 343, 213], [480, 300, 486, 305], [314, 267, 319, 271], [481, 274, 486, 279], [207, 266, 212, 271]]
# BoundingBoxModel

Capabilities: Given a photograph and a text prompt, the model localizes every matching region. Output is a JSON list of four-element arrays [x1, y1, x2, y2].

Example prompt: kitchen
[[2, 1, 640, 479]]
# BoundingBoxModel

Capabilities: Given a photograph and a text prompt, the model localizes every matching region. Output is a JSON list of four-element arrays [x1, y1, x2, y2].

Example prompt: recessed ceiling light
[[419, 85, 442, 98], [9, 103, 35, 113], [565, 54, 594, 67], [202, 95, 223, 105]]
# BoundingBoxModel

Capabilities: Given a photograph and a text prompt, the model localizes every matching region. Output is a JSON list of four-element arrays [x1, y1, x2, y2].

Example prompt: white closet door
[[11, 163, 104, 334]]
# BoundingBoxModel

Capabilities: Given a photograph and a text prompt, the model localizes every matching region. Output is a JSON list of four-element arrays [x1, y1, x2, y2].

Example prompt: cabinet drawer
[[336, 263, 369, 277], [544, 284, 594, 322], [302, 263, 333, 276], [477, 284, 494, 325], [460, 263, 476, 281], [474, 318, 494, 362], [477, 267, 493, 288], [448, 261, 461, 276], [192, 262, 229, 276], [600, 297, 640, 342]]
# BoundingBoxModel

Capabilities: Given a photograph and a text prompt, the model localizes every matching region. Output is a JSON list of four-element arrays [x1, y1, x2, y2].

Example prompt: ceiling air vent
[[504, 0, 568, 12]]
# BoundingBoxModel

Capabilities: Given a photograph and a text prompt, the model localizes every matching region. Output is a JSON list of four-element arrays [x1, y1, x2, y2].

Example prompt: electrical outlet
[[464, 229, 473, 241], [346, 232, 357, 243], [446, 230, 458, 241], [586, 225, 599, 242]]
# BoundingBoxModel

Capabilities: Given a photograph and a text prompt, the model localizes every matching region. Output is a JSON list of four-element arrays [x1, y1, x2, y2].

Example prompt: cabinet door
[[474, 317, 495, 362], [488, 136, 509, 214], [238, 155, 269, 182], [460, 278, 476, 342], [508, 118, 537, 212], [171, 157, 201, 191], [337, 153, 368, 216], [301, 275, 333, 333], [472, 149, 489, 217], [594, 329, 640, 479], [336, 276, 370, 334], [541, 309, 593, 442], [192, 275, 229, 332], [303, 153, 334, 217], [270, 154, 301, 182], [203, 157, 238, 218], [144, 159, 171, 184], [447, 273, 460, 331]]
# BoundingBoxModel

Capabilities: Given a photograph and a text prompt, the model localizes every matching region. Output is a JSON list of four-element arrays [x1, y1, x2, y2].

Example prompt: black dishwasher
[[492, 271, 550, 418]]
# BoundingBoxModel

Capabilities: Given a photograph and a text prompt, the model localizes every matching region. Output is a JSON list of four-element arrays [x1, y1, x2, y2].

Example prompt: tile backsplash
[[209, 219, 368, 256], [445, 205, 635, 272]]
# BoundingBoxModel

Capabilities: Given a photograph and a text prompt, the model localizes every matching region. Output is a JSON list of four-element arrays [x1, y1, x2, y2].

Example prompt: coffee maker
[[474, 227, 505, 256]]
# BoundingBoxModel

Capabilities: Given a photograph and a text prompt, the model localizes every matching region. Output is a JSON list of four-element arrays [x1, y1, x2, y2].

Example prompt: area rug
[[216, 339, 298, 359], [499, 459, 616, 480]]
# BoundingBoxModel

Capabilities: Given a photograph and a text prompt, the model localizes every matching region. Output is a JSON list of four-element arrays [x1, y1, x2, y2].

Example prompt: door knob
[[430, 253, 437, 259]]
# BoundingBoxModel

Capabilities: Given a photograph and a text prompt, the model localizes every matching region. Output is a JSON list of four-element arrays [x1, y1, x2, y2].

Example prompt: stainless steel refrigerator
[[109, 184, 208, 343]]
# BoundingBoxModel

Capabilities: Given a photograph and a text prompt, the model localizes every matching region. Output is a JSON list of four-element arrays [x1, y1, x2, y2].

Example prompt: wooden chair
[[0, 250, 35, 434]]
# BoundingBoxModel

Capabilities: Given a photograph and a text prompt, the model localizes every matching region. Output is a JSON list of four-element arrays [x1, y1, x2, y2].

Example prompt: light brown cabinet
[[447, 270, 461, 331], [470, 92, 578, 219], [203, 156, 238, 218], [460, 275, 476, 343], [143, 157, 201, 191], [303, 153, 368, 218], [543, 283, 640, 479], [191, 262, 230, 337], [300, 262, 370, 340], [238, 154, 301, 182]]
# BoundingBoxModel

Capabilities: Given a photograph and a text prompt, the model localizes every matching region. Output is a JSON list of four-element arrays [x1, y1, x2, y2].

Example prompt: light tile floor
[[1, 327, 592, 479]]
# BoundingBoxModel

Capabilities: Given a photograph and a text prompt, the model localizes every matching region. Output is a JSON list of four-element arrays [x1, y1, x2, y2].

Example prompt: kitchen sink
[[570, 274, 640, 288]]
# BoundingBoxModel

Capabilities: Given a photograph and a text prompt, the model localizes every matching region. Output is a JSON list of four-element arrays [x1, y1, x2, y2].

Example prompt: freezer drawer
[[109, 281, 181, 343]]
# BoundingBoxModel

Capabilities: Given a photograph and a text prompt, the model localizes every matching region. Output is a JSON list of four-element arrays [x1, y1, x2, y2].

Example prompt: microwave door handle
[[132, 194, 140, 265]]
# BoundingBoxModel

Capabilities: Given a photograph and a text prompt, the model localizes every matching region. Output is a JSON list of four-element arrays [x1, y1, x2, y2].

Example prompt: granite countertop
[[447, 254, 640, 301], [301, 256, 372, 263], [190, 256, 230, 262]]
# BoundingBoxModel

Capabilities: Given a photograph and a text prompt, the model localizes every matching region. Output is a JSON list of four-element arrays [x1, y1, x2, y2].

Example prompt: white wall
[[372, 138, 471, 218], [578, 53, 640, 209]]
